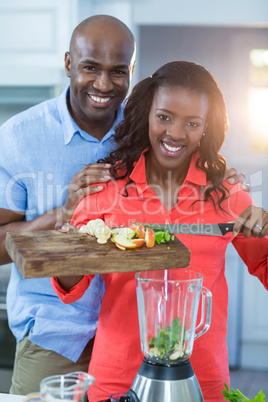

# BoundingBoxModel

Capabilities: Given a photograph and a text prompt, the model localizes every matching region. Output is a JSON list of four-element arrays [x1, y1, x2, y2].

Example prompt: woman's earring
[[202, 132, 206, 137]]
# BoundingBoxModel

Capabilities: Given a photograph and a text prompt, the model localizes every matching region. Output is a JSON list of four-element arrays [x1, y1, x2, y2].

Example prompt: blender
[[126, 269, 212, 402]]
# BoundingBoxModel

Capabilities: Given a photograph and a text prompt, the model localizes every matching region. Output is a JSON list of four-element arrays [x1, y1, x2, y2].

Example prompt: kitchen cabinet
[[0, 0, 78, 87], [0, 0, 78, 125]]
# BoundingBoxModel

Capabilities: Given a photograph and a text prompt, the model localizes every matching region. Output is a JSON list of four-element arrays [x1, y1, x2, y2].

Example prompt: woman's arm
[[232, 206, 268, 290], [56, 275, 85, 292], [51, 275, 95, 304]]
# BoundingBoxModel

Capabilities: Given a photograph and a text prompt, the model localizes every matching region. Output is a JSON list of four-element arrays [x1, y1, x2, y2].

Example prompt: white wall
[[84, 0, 268, 27], [133, 0, 268, 26]]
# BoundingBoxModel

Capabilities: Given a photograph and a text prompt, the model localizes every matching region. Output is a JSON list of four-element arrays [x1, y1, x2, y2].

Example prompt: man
[[0, 15, 136, 395], [0, 13, 247, 396]]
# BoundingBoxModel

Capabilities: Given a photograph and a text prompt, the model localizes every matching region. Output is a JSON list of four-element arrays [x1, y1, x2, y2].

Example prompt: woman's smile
[[160, 140, 185, 157]]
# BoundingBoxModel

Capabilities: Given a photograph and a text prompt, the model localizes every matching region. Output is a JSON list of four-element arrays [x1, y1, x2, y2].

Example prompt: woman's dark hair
[[101, 61, 229, 210]]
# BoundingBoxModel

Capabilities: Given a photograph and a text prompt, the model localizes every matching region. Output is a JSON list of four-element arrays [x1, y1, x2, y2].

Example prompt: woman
[[52, 61, 268, 401]]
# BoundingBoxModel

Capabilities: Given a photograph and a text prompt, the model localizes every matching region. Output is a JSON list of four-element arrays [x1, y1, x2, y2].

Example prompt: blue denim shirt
[[0, 87, 123, 361]]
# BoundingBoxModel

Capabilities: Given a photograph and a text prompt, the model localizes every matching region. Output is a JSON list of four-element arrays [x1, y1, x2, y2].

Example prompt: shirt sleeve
[[232, 235, 268, 289], [230, 186, 268, 290], [50, 275, 95, 304], [0, 123, 27, 211]]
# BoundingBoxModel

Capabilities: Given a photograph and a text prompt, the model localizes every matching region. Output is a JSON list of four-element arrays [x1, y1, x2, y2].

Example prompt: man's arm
[[0, 207, 64, 265], [0, 162, 112, 265]]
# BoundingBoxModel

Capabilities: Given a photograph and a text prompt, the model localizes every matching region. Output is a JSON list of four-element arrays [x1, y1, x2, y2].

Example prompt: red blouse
[[51, 151, 268, 402]]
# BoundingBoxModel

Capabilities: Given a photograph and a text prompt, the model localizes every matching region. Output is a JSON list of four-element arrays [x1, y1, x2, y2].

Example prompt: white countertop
[[0, 394, 24, 402]]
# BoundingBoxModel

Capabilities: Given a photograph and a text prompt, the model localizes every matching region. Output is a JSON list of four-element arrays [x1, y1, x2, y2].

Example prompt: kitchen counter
[[0, 394, 23, 401]]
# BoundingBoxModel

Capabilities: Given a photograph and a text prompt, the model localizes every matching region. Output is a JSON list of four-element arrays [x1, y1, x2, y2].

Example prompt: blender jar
[[23, 371, 95, 402], [135, 269, 212, 366]]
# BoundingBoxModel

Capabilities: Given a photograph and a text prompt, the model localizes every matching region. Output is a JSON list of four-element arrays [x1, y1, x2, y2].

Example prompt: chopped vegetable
[[222, 382, 266, 401], [154, 230, 174, 245], [148, 318, 186, 361], [164, 230, 171, 241], [79, 219, 111, 244], [144, 228, 155, 247], [79, 220, 173, 251]]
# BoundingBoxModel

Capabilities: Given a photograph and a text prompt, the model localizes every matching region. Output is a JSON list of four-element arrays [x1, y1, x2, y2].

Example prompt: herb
[[148, 318, 186, 360], [222, 382, 265, 402]]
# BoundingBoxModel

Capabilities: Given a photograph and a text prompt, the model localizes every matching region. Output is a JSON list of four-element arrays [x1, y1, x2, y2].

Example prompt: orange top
[[51, 151, 268, 402]]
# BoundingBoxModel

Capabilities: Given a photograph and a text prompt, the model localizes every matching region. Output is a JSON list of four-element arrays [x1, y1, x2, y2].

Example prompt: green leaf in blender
[[148, 318, 186, 359], [149, 337, 157, 348]]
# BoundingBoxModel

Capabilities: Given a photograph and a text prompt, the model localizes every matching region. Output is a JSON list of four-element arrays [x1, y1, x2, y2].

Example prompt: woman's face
[[148, 86, 209, 171]]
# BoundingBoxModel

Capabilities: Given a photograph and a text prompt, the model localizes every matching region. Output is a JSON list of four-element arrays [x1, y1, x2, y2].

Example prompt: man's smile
[[89, 94, 112, 104]]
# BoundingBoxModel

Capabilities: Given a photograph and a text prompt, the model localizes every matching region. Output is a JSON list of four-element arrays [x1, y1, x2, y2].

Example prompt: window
[[248, 49, 268, 152]]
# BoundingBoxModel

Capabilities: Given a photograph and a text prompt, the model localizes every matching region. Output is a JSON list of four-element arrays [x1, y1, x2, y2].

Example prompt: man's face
[[65, 26, 135, 129]]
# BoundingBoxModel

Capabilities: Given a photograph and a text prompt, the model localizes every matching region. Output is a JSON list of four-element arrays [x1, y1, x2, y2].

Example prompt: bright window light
[[249, 50, 268, 152], [250, 49, 268, 68], [248, 88, 268, 152]]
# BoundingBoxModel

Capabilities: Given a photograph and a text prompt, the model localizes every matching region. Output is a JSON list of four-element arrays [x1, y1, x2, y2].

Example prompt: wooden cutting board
[[5, 230, 191, 278]]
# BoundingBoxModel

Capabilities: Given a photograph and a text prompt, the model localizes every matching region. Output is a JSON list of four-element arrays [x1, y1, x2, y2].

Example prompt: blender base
[[128, 359, 204, 402]]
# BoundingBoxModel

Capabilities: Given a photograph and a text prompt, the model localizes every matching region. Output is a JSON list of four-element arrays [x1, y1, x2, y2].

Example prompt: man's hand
[[60, 163, 112, 222], [54, 222, 78, 233], [233, 206, 268, 238], [224, 167, 251, 192]]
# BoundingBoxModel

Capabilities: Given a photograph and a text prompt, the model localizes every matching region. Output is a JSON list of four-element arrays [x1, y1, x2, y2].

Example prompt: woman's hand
[[233, 206, 268, 238]]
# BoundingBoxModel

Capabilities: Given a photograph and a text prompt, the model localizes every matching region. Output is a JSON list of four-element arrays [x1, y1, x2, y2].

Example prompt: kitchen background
[[0, 0, 268, 395]]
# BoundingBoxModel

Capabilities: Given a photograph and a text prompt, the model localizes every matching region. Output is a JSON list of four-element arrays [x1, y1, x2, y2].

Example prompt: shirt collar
[[57, 87, 77, 145], [57, 87, 124, 145], [130, 149, 207, 195], [101, 105, 124, 144], [185, 151, 207, 186]]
